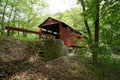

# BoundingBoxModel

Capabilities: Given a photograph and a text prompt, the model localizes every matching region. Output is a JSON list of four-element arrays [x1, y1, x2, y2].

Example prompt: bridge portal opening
[[40, 23, 60, 39]]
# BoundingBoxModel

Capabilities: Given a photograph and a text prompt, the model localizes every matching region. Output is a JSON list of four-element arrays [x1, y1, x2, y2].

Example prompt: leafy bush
[[77, 48, 88, 56], [90, 55, 120, 80], [41, 39, 64, 61], [25, 39, 67, 61]]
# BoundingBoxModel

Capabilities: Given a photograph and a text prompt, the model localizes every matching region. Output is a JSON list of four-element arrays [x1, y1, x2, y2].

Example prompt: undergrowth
[[77, 47, 120, 80], [1, 36, 120, 80], [90, 55, 120, 80]]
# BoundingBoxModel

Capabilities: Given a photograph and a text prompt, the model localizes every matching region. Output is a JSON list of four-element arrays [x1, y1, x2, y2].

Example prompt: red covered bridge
[[38, 17, 87, 47], [5, 17, 87, 47]]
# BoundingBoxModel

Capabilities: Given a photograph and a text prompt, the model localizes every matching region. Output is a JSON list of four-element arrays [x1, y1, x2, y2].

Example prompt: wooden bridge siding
[[59, 23, 72, 47], [59, 23, 84, 47]]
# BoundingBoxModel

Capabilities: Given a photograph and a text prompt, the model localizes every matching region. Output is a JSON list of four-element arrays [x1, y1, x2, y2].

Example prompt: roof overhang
[[38, 17, 82, 35]]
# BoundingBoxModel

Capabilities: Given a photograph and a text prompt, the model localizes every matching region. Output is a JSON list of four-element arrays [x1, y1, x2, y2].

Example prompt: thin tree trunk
[[8, 5, 14, 24], [11, 9, 17, 36], [93, 0, 100, 63], [80, 0, 92, 42], [17, 10, 21, 37], [80, 0, 100, 63], [1, 0, 8, 36]]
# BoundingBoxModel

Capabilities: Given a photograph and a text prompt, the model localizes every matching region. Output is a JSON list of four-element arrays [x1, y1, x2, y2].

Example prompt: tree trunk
[[1, 0, 8, 36], [93, 0, 100, 63], [80, 0, 92, 42], [80, 0, 100, 64], [17, 22, 20, 37], [8, 5, 14, 24], [11, 9, 17, 37]]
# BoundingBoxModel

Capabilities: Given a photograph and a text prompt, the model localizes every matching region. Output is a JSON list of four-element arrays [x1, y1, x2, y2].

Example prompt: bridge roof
[[38, 17, 82, 35]]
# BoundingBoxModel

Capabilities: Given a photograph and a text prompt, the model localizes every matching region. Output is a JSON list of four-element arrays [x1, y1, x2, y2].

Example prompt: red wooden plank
[[5, 26, 40, 34], [5, 26, 58, 39]]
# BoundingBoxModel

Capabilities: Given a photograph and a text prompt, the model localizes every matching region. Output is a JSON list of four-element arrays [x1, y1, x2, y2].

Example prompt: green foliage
[[73, 38, 80, 45], [24, 38, 65, 61], [11, 35, 40, 42], [0, 0, 48, 36], [77, 48, 88, 56], [53, 8, 84, 31], [90, 55, 120, 80], [42, 39, 63, 61], [98, 44, 111, 55], [99, 0, 120, 55]]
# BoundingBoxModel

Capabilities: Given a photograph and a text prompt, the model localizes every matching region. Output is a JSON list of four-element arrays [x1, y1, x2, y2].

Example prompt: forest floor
[[0, 37, 120, 80], [0, 55, 90, 80], [0, 37, 91, 80]]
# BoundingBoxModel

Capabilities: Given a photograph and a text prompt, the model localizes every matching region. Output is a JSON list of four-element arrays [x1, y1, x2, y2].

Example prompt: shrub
[[41, 39, 64, 61]]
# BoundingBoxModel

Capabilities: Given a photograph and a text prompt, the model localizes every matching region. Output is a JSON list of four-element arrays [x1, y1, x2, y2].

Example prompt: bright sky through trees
[[44, 0, 78, 14]]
